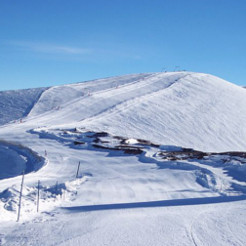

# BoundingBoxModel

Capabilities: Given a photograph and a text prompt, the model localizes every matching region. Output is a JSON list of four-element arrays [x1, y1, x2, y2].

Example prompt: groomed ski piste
[[1, 72, 246, 245]]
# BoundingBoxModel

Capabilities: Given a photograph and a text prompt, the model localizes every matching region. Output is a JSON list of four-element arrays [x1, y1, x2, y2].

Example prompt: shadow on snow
[[62, 195, 246, 213]]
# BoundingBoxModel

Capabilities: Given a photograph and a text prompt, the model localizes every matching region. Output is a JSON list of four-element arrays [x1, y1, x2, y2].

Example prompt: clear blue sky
[[1, 0, 246, 90]]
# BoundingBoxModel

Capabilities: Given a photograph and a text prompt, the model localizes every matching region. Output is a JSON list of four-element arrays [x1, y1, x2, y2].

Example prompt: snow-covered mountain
[[1, 72, 246, 246], [1, 72, 246, 151]]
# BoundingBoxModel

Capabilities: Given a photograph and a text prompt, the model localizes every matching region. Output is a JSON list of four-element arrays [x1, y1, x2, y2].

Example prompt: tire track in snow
[[189, 207, 245, 246], [189, 210, 207, 246], [223, 205, 245, 246]]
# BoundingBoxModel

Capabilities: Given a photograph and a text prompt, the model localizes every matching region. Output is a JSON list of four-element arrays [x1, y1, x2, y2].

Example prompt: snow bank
[[0, 140, 47, 180]]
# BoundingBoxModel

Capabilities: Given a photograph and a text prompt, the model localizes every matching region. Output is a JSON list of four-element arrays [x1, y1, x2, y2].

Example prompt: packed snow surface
[[0, 72, 246, 245]]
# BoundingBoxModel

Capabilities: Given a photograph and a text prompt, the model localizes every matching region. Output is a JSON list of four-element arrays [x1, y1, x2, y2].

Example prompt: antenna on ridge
[[161, 67, 167, 73]]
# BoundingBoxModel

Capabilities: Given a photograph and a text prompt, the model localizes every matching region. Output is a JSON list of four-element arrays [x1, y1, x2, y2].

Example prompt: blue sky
[[1, 0, 246, 90]]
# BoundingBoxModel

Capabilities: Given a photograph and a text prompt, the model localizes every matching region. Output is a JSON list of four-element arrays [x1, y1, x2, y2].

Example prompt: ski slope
[[0, 72, 246, 245], [7, 71, 246, 152]]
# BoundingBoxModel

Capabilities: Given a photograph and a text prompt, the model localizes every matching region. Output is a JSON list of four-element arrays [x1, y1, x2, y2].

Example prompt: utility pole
[[76, 161, 81, 179], [37, 180, 40, 213], [17, 171, 25, 222], [161, 67, 166, 72]]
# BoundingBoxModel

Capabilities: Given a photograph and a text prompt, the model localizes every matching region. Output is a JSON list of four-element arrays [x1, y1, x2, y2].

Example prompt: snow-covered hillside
[[0, 87, 47, 125], [0, 72, 246, 246], [2, 72, 246, 151]]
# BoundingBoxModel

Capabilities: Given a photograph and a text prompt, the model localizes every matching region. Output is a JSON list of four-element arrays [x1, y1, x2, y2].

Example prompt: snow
[[0, 72, 246, 245], [0, 87, 46, 125]]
